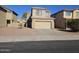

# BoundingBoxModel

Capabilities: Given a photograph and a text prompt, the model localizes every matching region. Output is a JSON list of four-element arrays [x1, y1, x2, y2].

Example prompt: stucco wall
[[6, 12, 13, 20], [0, 10, 6, 28], [6, 11, 17, 23], [73, 10, 79, 19], [12, 13, 17, 23], [55, 12, 66, 29], [29, 8, 54, 29]]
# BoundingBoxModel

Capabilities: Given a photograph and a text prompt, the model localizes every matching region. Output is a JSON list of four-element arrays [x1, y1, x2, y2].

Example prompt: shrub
[[67, 19, 79, 31]]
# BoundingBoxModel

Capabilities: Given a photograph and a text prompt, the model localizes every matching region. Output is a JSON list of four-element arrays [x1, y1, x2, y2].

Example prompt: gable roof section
[[0, 6, 7, 12], [51, 9, 74, 17], [0, 6, 18, 16]]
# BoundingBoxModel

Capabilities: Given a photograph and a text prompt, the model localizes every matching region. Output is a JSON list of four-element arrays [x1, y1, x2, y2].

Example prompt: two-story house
[[0, 6, 18, 28], [27, 7, 54, 29], [52, 9, 79, 29]]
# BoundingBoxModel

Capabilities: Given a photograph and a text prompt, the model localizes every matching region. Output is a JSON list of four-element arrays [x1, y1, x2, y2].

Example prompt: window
[[76, 12, 79, 16], [7, 20, 10, 24], [46, 11, 50, 16], [65, 12, 72, 16], [36, 9, 42, 16], [42, 10, 50, 16], [42, 10, 45, 16]]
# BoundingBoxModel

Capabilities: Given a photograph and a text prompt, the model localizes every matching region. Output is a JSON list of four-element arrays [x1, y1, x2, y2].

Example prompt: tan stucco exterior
[[72, 10, 79, 19], [27, 7, 54, 29], [0, 6, 17, 28], [53, 9, 79, 29], [0, 9, 6, 28], [6, 10, 17, 27], [54, 11, 66, 29]]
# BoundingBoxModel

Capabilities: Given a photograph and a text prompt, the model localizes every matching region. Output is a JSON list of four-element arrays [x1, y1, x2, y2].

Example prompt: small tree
[[22, 12, 28, 20], [67, 19, 79, 31]]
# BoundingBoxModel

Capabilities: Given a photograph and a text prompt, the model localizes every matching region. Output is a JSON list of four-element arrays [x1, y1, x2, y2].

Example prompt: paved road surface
[[0, 40, 79, 53]]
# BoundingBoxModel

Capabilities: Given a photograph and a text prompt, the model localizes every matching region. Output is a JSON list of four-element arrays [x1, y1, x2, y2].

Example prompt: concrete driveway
[[0, 27, 79, 42]]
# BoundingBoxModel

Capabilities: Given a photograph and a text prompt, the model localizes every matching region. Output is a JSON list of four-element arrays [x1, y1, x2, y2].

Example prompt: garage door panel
[[34, 21, 52, 29]]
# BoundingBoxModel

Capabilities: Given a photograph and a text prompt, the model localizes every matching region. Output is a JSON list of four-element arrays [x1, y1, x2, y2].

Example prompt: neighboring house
[[17, 18, 26, 28], [0, 6, 18, 28], [51, 9, 79, 29], [27, 7, 54, 29]]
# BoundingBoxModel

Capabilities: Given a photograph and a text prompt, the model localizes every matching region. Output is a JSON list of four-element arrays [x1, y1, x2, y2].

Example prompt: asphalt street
[[0, 40, 79, 53]]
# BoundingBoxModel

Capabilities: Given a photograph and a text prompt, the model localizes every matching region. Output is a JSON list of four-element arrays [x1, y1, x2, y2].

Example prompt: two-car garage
[[34, 21, 52, 29], [32, 18, 54, 29]]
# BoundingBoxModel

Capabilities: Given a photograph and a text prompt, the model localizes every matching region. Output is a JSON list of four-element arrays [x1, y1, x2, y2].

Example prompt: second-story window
[[36, 9, 42, 16], [76, 12, 79, 16], [42, 10, 50, 17], [46, 11, 50, 16], [65, 11, 72, 16]]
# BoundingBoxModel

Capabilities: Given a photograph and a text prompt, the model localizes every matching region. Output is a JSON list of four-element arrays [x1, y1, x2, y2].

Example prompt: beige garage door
[[34, 21, 52, 29]]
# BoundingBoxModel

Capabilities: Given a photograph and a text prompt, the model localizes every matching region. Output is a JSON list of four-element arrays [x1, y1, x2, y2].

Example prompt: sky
[[4, 5, 79, 18]]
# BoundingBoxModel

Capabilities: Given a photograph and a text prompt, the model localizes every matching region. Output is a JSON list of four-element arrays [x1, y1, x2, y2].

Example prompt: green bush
[[67, 19, 79, 31]]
